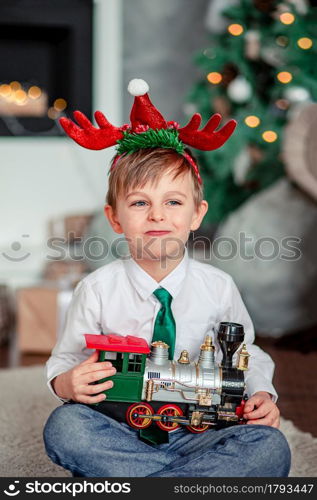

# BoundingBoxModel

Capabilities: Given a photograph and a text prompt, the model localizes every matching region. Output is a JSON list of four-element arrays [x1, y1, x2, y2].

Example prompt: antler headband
[[60, 79, 237, 184]]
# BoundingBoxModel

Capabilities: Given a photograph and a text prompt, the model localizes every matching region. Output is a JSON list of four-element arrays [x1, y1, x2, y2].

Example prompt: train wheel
[[186, 423, 209, 433], [156, 404, 183, 431], [126, 403, 154, 429]]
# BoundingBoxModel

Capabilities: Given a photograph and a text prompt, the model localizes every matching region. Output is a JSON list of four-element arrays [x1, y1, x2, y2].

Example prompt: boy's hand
[[52, 351, 116, 403], [243, 391, 280, 428]]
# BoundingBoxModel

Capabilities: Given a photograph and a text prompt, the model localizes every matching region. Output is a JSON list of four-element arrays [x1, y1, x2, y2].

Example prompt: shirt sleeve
[[46, 279, 102, 402], [215, 276, 278, 402]]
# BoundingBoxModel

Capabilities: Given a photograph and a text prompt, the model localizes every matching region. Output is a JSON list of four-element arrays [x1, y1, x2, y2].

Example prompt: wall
[[0, 0, 211, 288], [122, 0, 210, 123], [0, 0, 122, 287]]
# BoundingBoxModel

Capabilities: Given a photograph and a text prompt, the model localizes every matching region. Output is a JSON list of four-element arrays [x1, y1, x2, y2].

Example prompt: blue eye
[[131, 201, 147, 207], [167, 200, 181, 206]]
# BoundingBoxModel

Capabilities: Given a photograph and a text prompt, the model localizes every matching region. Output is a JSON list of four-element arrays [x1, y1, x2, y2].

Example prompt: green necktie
[[139, 288, 176, 445], [152, 287, 176, 360]]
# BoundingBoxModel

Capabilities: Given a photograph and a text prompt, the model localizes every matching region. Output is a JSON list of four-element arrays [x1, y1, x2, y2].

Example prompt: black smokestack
[[217, 322, 245, 368]]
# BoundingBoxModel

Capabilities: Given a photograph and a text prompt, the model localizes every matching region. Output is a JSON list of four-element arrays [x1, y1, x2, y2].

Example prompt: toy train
[[84, 322, 250, 433]]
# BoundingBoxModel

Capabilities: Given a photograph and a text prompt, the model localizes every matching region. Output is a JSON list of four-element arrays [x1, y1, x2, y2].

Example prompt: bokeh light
[[15, 89, 27, 104], [207, 72, 222, 84], [10, 81, 21, 91], [0, 84, 12, 98], [262, 130, 278, 143], [228, 24, 244, 36], [48, 107, 59, 120], [53, 98, 67, 111], [279, 12, 295, 25], [244, 115, 261, 128], [297, 37, 313, 50], [28, 86, 42, 99], [277, 71, 293, 84]]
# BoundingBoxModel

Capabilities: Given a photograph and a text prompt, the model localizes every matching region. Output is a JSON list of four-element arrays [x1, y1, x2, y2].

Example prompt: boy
[[44, 80, 291, 477]]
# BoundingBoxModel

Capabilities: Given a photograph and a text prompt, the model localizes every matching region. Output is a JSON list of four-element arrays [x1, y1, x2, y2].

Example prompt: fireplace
[[0, 0, 93, 136]]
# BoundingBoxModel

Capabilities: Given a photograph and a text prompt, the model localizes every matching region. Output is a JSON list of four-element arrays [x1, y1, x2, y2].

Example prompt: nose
[[148, 206, 165, 222]]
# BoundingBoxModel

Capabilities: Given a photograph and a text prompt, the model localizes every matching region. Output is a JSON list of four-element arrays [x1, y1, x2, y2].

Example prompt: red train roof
[[84, 334, 150, 354]]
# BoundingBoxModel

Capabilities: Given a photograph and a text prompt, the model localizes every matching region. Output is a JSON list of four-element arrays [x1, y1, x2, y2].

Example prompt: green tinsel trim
[[116, 128, 184, 155]]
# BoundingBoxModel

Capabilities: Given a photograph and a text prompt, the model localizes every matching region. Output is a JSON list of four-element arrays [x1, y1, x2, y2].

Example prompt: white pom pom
[[127, 79, 149, 96]]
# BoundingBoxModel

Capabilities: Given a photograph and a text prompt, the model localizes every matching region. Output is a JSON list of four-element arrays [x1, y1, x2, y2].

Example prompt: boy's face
[[105, 169, 208, 263]]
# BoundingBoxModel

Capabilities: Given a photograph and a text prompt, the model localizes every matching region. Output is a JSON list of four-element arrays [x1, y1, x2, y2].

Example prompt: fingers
[[79, 352, 114, 371], [243, 393, 280, 428], [70, 354, 117, 404], [244, 403, 271, 420], [73, 378, 114, 404], [81, 350, 99, 365], [79, 361, 115, 376], [81, 367, 116, 384], [244, 404, 280, 428], [243, 393, 271, 414], [72, 376, 115, 404], [83, 379, 114, 395], [74, 392, 108, 405], [243, 402, 255, 414]]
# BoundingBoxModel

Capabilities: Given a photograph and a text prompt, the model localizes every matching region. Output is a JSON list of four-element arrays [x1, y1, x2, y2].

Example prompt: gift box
[[48, 213, 93, 242], [42, 259, 88, 286], [16, 286, 73, 353]]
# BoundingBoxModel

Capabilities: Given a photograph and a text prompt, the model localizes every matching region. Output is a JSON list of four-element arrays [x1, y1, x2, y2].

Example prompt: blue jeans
[[43, 404, 291, 477]]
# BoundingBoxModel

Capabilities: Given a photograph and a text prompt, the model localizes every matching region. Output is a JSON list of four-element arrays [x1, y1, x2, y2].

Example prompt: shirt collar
[[123, 248, 189, 301]]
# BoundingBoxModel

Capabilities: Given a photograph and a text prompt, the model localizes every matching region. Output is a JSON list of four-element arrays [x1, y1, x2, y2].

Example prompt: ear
[[104, 205, 124, 234], [190, 200, 208, 231]]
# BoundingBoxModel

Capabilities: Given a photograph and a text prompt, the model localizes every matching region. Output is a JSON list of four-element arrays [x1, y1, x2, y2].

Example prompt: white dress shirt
[[46, 250, 277, 401]]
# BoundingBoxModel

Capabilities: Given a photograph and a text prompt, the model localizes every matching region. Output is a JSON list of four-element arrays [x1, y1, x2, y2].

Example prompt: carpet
[[0, 365, 316, 477]]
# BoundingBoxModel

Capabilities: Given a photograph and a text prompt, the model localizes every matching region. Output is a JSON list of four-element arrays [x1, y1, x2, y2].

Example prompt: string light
[[10, 81, 21, 91], [297, 37, 313, 50], [207, 72, 222, 84], [277, 71, 293, 84], [244, 115, 260, 128], [15, 89, 27, 105], [28, 86, 42, 99], [0, 84, 11, 98], [48, 107, 59, 120], [262, 131, 278, 143], [228, 24, 244, 36], [279, 12, 295, 25], [0, 82, 48, 116], [54, 98, 67, 111]]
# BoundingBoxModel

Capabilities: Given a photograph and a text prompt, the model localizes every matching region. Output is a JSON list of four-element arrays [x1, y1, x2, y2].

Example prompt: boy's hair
[[106, 148, 204, 210]]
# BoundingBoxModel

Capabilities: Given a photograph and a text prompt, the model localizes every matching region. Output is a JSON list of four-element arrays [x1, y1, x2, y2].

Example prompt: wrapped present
[[42, 259, 88, 286], [16, 287, 73, 353], [48, 213, 93, 242]]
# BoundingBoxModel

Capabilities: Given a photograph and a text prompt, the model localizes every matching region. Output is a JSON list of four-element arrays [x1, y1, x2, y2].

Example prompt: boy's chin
[[127, 237, 186, 263], [131, 245, 186, 263]]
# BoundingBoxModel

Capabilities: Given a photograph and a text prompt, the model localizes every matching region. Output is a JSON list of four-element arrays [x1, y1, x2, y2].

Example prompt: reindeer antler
[[59, 111, 124, 150], [178, 113, 237, 151]]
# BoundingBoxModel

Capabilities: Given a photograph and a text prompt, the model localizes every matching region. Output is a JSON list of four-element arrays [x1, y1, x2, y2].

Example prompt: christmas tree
[[187, 0, 317, 224]]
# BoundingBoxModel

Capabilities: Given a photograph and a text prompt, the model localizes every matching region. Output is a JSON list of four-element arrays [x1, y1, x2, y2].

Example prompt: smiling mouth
[[145, 231, 171, 236]]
